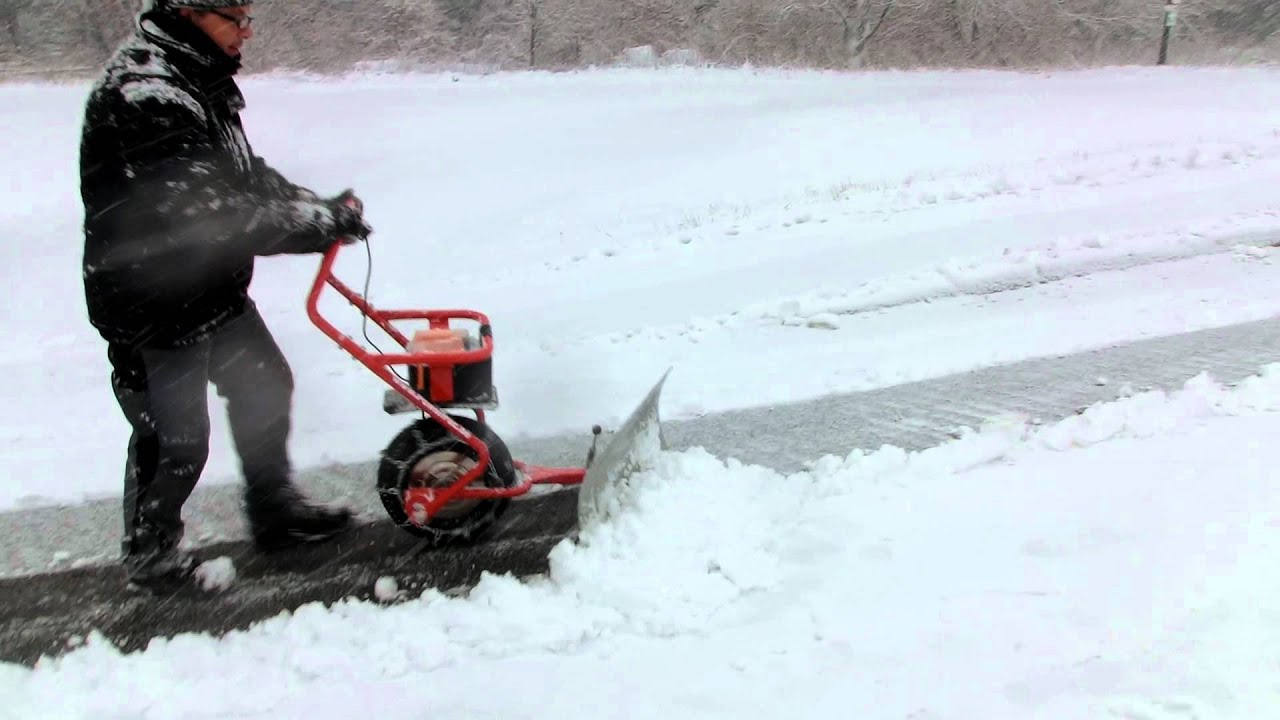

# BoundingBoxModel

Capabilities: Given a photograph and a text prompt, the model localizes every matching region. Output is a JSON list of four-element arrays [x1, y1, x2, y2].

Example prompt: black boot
[[123, 521, 196, 594], [245, 484, 354, 552]]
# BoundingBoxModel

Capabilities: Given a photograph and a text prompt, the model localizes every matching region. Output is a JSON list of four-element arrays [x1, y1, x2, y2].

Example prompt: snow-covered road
[[4, 64, 1280, 718], [5, 65, 1280, 510]]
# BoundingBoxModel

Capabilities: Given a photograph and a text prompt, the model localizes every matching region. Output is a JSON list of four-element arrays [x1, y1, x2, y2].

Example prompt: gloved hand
[[326, 189, 372, 245], [330, 188, 363, 214]]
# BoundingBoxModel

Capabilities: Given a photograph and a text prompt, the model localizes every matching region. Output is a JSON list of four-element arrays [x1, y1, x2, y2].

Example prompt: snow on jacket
[[79, 8, 340, 349]]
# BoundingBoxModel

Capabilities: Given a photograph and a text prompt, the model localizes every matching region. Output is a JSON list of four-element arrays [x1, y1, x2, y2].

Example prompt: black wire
[[357, 238, 410, 385], [359, 238, 380, 352]]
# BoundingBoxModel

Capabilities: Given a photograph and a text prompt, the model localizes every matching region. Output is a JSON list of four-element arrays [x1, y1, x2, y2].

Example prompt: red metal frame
[[306, 243, 585, 526]]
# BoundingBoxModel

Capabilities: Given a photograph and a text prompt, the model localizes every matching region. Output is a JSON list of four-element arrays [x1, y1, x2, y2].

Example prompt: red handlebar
[[306, 241, 494, 518], [306, 242, 494, 368]]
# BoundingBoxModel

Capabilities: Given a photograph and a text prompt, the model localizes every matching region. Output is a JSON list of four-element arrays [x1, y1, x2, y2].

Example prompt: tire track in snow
[[744, 220, 1280, 328]]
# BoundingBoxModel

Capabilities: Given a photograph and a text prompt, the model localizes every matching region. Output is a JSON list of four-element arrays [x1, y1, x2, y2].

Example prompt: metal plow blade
[[577, 369, 672, 530]]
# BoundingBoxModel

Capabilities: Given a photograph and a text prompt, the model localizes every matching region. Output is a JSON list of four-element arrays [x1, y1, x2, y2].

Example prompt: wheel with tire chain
[[377, 414, 519, 544]]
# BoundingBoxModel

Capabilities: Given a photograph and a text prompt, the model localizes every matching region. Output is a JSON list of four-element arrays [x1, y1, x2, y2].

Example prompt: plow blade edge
[[576, 369, 671, 529]]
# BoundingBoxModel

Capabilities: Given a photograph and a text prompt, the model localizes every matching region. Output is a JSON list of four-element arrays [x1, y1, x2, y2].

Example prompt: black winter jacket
[[80, 9, 340, 348]]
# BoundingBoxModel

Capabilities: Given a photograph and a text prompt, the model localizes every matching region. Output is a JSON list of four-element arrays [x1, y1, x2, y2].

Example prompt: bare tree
[[947, 0, 980, 45], [702, 0, 779, 65], [0, 2, 22, 60], [522, 0, 596, 67], [383, 0, 451, 61], [77, 0, 135, 58], [822, 0, 895, 64], [7, 0, 1280, 80]]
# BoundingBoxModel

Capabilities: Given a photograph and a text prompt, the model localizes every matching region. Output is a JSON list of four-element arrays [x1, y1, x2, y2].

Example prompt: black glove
[[326, 189, 372, 244], [329, 188, 363, 214]]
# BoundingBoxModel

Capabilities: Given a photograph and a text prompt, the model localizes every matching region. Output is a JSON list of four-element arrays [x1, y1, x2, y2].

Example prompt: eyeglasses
[[208, 9, 253, 29]]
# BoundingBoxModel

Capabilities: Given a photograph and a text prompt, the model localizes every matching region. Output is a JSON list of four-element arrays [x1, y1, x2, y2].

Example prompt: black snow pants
[[109, 302, 295, 555]]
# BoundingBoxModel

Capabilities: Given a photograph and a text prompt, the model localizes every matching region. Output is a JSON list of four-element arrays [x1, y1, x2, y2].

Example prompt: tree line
[[2, 0, 1277, 78]]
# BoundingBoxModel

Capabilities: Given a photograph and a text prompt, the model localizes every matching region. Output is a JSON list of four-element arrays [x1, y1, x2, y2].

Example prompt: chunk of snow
[[194, 557, 236, 593], [374, 576, 403, 603], [805, 313, 841, 330]]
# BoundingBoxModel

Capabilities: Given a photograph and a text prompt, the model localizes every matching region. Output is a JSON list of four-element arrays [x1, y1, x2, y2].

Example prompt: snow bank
[[6, 364, 1280, 718]]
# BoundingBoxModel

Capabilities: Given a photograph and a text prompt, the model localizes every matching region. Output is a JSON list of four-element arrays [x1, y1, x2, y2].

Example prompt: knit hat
[[157, 0, 253, 8]]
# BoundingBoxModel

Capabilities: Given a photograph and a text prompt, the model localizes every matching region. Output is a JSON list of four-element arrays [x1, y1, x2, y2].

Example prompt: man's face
[[181, 5, 254, 58]]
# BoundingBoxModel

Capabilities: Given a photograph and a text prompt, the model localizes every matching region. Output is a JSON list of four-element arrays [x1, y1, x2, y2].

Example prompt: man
[[79, 0, 372, 592]]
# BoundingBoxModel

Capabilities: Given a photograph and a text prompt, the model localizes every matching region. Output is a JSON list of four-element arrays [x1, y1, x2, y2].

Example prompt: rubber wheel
[[377, 414, 519, 544]]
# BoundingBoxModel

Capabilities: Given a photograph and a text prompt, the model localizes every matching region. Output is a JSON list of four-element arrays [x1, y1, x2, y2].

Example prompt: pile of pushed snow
[[7, 366, 1280, 717]]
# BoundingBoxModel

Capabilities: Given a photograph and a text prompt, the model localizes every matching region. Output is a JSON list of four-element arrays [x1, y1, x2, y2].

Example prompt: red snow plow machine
[[306, 241, 669, 544]]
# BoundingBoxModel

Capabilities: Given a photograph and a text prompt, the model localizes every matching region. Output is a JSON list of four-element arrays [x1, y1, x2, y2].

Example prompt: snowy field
[[4, 63, 1280, 716], [3, 65, 1280, 510]]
